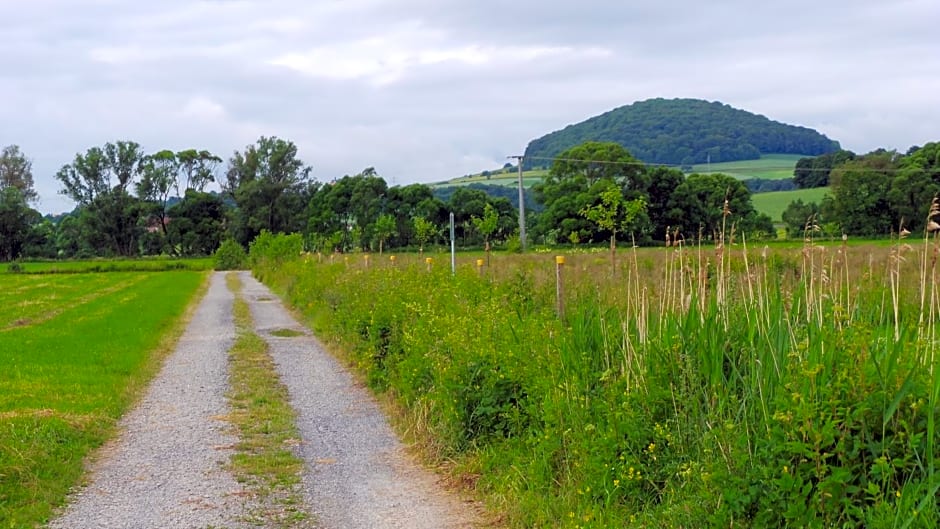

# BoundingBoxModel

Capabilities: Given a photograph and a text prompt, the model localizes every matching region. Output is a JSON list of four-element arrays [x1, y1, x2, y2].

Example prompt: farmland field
[[2, 257, 213, 274], [691, 153, 803, 180], [253, 236, 940, 528], [435, 153, 805, 191], [752, 186, 831, 222], [0, 270, 206, 526]]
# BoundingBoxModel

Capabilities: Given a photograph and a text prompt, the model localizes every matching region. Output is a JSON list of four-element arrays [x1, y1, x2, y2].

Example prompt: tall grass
[[254, 238, 939, 528]]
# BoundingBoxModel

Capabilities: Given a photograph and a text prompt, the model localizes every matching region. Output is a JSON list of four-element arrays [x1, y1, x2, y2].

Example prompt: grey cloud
[[1, 0, 939, 213]]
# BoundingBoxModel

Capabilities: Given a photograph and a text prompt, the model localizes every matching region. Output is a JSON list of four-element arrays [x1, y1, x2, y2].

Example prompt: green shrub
[[248, 230, 303, 270], [214, 239, 247, 270]]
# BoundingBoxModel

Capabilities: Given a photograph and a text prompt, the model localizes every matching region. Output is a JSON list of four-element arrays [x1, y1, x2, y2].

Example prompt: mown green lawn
[[0, 270, 206, 527]]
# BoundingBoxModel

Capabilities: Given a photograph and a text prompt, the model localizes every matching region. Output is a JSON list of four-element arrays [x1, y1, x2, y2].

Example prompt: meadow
[[691, 153, 804, 180], [3, 257, 213, 274], [752, 186, 831, 223], [0, 270, 205, 526], [253, 234, 940, 528]]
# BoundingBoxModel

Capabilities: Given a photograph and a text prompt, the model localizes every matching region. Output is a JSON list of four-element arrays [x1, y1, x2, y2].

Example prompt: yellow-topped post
[[425, 257, 433, 272]]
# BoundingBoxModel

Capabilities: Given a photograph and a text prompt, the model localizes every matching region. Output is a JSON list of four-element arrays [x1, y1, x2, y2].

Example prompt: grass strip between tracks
[[225, 272, 311, 528]]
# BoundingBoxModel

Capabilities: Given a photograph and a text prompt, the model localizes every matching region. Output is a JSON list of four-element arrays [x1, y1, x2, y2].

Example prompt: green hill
[[523, 98, 840, 168]]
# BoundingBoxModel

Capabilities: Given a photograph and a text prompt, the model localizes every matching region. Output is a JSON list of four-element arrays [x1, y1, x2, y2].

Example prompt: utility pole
[[508, 155, 527, 251]]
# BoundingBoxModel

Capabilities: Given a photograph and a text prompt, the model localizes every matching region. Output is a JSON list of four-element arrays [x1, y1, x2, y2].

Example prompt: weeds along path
[[49, 273, 251, 529], [238, 272, 481, 529]]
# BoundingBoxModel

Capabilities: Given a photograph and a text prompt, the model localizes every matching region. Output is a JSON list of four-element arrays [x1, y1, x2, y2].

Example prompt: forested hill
[[523, 98, 840, 168]]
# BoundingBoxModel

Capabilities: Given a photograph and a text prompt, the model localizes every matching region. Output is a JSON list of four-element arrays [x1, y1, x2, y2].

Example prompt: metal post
[[450, 212, 456, 276], [508, 155, 527, 251]]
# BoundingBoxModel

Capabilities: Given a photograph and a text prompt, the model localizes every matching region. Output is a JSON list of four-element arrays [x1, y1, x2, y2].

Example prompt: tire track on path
[[238, 271, 483, 529]]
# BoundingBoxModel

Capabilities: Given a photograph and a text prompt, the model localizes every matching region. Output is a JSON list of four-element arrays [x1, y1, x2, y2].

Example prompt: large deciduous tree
[[0, 187, 41, 261], [0, 145, 37, 203], [226, 136, 313, 246], [55, 141, 147, 256], [666, 172, 769, 241], [887, 143, 940, 233], [534, 141, 650, 244], [827, 151, 898, 236]]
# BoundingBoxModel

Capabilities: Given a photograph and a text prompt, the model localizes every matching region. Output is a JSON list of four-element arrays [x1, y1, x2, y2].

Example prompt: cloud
[[0, 0, 938, 213]]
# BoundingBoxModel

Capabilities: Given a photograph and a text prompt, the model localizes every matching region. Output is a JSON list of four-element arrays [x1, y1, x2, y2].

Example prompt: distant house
[[145, 216, 172, 233]]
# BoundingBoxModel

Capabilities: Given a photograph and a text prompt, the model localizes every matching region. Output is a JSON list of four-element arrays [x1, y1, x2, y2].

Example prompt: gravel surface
[[49, 272, 252, 529], [239, 271, 482, 529]]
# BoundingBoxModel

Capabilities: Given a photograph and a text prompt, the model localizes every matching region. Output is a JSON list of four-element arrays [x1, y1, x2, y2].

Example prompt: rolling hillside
[[523, 98, 839, 168]]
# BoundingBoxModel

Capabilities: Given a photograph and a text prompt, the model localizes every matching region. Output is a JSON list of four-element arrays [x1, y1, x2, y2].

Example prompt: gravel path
[[49, 272, 251, 529], [238, 271, 482, 529]]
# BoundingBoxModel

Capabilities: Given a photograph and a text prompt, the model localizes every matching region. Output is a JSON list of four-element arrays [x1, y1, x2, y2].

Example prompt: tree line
[[1, 137, 789, 263], [783, 143, 940, 237]]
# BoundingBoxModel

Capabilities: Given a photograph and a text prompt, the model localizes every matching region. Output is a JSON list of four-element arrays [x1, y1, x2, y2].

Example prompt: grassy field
[[254, 235, 940, 528], [691, 153, 803, 180], [3, 258, 213, 274], [432, 170, 548, 189], [0, 270, 206, 526], [435, 154, 804, 191], [752, 186, 831, 222]]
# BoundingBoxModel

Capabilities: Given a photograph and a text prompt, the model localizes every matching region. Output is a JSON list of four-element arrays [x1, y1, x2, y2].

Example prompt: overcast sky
[[2, 0, 938, 213]]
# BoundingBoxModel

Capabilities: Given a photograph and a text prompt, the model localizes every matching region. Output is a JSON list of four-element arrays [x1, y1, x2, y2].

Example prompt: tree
[[55, 141, 148, 256], [793, 150, 856, 189], [666, 173, 761, 241], [887, 143, 940, 233], [827, 152, 898, 236], [137, 150, 178, 244], [579, 182, 647, 273], [373, 213, 396, 254], [0, 187, 40, 261], [534, 141, 649, 245], [225, 136, 313, 246], [167, 190, 225, 256], [471, 203, 499, 265], [413, 216, 438, 254], [0, 145, 37, 203], [781, 199, 821, 239], [645, 166, 685, 240], [547, 141, 646, 188], [176, 149, 221, 194], [56, 147, 110, 206]]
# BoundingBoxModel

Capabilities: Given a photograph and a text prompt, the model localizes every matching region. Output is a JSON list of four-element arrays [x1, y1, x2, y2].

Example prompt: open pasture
[[751, 186, 831, 223], [691, 153, 803, 180], [0, 270, 205, 526]]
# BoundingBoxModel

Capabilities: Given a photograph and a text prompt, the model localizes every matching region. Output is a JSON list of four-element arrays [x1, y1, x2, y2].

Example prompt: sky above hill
[[2, 0, 938, 213]]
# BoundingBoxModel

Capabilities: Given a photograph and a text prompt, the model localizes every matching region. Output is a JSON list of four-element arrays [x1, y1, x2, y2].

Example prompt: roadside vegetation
[[252, 231, 939, 528], [0, 270, 205, 526]]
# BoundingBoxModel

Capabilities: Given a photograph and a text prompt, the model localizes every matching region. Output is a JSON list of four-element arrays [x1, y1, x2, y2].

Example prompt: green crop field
[[252, 234, 940, 528], [692, 153, 804, 180], [752, 186, 831, 223], [436, 153, 805, 191], [3, 258, 213, 274], [432, 169, 549, 189], [0, 270, 205, 526]]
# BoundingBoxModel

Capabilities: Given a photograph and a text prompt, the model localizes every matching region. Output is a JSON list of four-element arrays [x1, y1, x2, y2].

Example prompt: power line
[[524, 155, 909, 174]]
